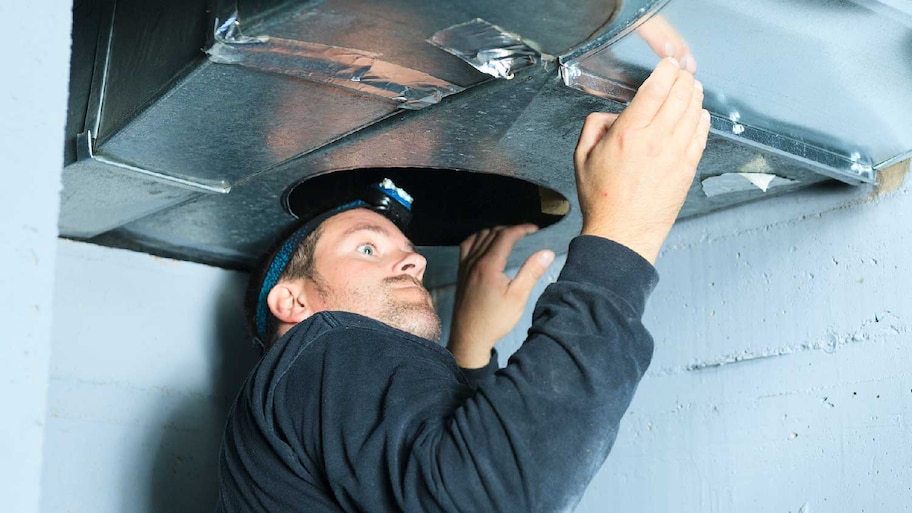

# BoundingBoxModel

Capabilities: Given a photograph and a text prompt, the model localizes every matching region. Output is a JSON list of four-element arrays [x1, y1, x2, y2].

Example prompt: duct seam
[[76, 131, 232, 194]]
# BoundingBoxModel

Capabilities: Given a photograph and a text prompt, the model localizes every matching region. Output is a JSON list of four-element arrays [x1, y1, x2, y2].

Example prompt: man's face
[[303, 208, 441, 341]]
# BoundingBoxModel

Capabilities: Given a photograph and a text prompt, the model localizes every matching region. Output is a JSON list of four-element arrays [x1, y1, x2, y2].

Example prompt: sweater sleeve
[[458, 349, 499, 390], [282, 236, 658, 512], [432, 236, 658, 512]]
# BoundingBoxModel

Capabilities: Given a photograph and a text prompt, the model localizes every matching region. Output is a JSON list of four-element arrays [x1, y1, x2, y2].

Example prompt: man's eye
[[356, 244, 376, 256]]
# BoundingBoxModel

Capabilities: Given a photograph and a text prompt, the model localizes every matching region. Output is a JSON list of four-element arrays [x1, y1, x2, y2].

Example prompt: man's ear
[[266, 279, 314, 326]]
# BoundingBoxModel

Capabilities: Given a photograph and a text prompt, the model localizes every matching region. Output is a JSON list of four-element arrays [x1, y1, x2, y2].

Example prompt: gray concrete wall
[[41, 240, 256, 512], [581, 166, 912, 512], [0, 0, 72, 511]]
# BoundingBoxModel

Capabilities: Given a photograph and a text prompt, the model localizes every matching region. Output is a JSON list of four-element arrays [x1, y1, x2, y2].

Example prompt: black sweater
[[217, 236, 658, 512]]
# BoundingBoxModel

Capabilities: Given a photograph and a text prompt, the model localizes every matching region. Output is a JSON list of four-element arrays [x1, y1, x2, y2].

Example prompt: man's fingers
[[473, 228, 499, 257], [475, 227, 504, 261], [686, 109, 712, 164], [575, 112, 619, 165], [651, 69, 696, 135], [508, 250, 555, 300], [459, 224, 542, 281], [616, 57, 681, 130], [670, 78, 704, 146], [483, 224, 538, 270], [459, 228, 498, 274], [459, 233, 478, 261]]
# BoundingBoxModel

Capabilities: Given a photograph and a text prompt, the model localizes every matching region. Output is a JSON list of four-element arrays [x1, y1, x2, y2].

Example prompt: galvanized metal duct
[[61, 0, 912, 286]]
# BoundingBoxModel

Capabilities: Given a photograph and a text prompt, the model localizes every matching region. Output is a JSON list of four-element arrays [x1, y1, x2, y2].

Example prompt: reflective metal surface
[[98, 63, 400, 185], [60, 149, 200, 239], [77, 131, 230, 193], [96, 0, 210, 143], [211, 11, 463, 109], [429, 19, 548, 79], [100, 71, 576, 284], [93, 69, 833, 285], [246, 0, 623, 67], [562, 0, 912, 181], [560, 0, 668, 63], [62, 0, 912, 285]]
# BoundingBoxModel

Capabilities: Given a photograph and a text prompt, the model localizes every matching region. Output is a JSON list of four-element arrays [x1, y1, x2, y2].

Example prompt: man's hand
[[448, 225, 555, 369], [574, 57, 711, 264]]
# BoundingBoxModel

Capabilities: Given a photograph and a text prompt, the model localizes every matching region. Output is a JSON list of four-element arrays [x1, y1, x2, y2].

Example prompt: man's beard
[[378, 275, 442, 341], [313, 273, 442, 341]]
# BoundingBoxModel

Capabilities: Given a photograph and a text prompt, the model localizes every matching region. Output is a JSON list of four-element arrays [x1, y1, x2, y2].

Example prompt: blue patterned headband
[[253, 179, 414, 346]]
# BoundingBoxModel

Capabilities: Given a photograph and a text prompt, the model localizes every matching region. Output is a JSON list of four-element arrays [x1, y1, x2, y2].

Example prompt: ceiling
[[62, 0, 912, 285]]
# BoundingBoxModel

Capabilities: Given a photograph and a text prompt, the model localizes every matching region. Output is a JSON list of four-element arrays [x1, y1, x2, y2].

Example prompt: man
[[218, 57, 710, 512]]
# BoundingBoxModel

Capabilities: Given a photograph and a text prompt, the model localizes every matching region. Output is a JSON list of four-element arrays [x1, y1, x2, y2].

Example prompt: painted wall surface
[[441, 165, 911, 512], [577, 170, 912, 512], [0, 0, 71, 510], [41, 241, 257, 512]]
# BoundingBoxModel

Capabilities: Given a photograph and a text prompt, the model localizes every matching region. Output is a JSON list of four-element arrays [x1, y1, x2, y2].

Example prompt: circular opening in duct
[[283, 167, 569, 246]]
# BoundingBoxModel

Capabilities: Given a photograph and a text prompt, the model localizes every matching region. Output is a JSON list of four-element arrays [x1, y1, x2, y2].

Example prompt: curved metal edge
[[558, 0, 671, 65]]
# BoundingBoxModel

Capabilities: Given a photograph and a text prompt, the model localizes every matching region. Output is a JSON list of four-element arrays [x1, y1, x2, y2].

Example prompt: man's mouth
[[385, 276, 432, 305], [385, 275, 425, 290]]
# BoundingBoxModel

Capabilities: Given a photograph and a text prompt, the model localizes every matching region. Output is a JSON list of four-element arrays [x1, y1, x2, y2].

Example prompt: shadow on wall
[[144, 272, 258, 511]]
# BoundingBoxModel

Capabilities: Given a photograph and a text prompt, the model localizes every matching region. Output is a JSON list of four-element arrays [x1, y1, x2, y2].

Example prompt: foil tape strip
[[209, 13, 463, 110], [429, 18, 549, 79], [559, 63, 637, 103], [214, 11, 267, 45]]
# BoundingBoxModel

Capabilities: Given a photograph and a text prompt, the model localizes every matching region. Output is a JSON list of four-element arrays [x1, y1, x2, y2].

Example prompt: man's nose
[[396, 250, 427, 279]]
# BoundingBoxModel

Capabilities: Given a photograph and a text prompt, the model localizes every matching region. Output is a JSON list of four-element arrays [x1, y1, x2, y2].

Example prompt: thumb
[[575, 112, 620, 165], [508, 250, 555, 301]]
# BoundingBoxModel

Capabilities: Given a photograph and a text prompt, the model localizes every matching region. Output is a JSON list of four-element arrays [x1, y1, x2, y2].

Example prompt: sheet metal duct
[[61, 0, 912, 286]]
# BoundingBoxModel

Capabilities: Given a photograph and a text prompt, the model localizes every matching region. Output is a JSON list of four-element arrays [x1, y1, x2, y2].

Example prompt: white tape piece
[[701, 173, 798, 197]]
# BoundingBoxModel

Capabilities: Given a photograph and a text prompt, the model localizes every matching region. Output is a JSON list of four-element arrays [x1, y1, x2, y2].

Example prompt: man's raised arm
[[385, 57, 712, 511]]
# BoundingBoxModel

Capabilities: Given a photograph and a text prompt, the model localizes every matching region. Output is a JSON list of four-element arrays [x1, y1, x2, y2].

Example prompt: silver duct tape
[[429, 18, 548, 79], [214, 11, 267, 44], [208, 13, 462, 110]]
